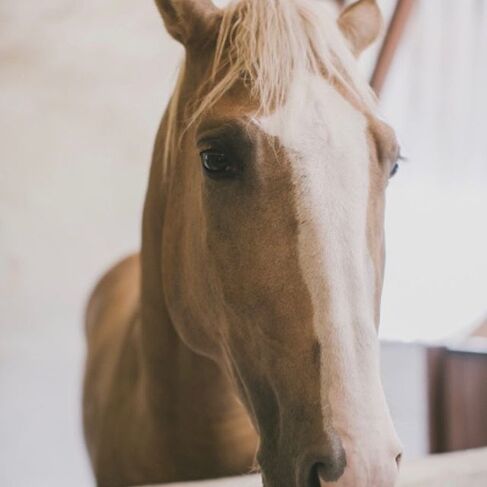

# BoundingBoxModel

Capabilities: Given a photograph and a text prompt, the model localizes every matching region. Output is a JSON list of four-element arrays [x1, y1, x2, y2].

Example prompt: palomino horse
[[83, 0, 403, 485]]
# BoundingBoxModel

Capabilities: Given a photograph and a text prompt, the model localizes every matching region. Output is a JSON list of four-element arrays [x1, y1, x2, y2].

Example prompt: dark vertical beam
[[427, 347, 447, 453], [371, 0, 417, 96], [443, 349, 487, 452]]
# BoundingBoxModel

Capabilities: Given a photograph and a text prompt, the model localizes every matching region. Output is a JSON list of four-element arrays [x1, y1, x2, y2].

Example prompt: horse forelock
[[160, 0, 378, 176]]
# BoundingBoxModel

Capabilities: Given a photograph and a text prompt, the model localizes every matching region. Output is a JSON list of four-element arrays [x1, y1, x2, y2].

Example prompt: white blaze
[[258, 74, 399, 485]]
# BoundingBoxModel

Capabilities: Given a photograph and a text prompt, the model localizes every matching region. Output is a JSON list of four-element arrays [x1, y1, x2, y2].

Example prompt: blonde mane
[[162, 0, 377, 174]]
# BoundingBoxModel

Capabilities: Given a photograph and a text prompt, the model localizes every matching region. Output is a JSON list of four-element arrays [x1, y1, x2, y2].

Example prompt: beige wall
[[0, 1, 181, 484], [0, 0, 181, 349]]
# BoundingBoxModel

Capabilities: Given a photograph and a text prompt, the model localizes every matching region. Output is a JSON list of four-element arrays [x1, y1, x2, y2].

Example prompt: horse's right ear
[[154, 0, 221, 46], [338, 0, 382, 56]]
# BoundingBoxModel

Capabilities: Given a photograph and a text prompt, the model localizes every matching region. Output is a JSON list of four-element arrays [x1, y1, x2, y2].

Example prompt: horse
[[83, 1, 404, 486]]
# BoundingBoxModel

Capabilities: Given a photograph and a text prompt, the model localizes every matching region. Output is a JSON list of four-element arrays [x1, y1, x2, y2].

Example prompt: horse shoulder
[[83, 254, 141, 468]]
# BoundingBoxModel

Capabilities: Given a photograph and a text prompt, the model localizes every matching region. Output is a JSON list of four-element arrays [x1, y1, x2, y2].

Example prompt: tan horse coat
[[83, 1, 402, 486]]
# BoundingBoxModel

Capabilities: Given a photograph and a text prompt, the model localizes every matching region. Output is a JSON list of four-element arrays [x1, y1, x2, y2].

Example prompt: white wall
[[378, 0, 487, 341], [381, 342, 430, 458]]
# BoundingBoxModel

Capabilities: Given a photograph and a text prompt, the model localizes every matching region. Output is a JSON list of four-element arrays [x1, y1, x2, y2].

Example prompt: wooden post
[[427, 347, 448, 453], [371, 0, 417, 96]]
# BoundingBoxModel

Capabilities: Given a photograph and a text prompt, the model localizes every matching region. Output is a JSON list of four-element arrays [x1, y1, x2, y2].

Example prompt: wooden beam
[[427, 347, 448, 453], [371, 0, 416, 96]]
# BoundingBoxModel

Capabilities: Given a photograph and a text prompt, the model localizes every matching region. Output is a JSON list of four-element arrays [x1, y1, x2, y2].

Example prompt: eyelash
[[390, 148, 406, 178]]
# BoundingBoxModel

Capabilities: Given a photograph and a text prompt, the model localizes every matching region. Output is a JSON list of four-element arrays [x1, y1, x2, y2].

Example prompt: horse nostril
[[306, 456, 346, 487], [300, 441, 347, 487], [307, 463, 322, 487], [395, 452, 403, 468]]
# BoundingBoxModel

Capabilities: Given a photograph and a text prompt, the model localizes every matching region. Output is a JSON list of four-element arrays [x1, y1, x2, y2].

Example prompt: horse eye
[[390, 149, 406, 178], [389, 162, 399, 178], [200, 151, 239, 179]]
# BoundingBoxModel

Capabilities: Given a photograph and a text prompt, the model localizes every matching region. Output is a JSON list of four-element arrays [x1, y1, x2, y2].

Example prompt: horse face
[[157, 0, 403, 485], [188, 82, 402, 487]]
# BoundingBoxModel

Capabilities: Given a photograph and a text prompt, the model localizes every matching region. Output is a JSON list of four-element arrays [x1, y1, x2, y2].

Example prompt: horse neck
[[138, 116, 218, 400], [137, 116, 255, 458]]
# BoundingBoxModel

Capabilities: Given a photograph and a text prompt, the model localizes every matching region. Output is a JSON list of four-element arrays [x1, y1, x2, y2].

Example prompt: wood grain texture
[[443, 350, 487, 451]]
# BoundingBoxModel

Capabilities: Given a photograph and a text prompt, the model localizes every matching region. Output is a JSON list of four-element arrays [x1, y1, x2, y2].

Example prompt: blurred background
[[1, 0, 486, 485]]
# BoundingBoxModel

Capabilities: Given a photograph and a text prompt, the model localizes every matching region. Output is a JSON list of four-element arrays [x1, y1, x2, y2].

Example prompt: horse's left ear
[[154, 0, 221, 46], [338, 0, 383, 56]]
